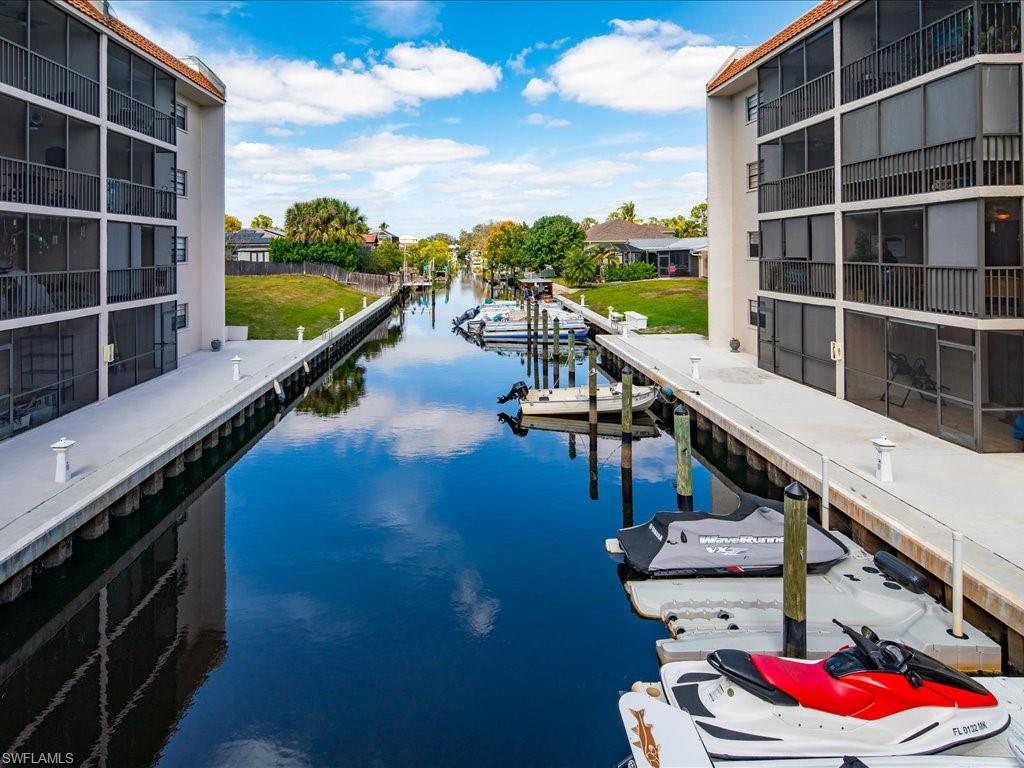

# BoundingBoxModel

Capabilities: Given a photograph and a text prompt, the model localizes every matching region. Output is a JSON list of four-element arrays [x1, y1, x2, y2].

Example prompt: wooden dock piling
[[589, 346, 598, 500], [552, 317, 560, 387], [783, 481, 809, 659], [674, 404, 693, 511], [542, 309, 550, 389], [567, 331, 575, 387], [621, 365, 634, 526]]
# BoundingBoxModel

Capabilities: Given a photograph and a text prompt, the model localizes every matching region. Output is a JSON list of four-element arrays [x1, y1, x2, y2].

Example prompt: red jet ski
[[656, 620, 1009, 759]]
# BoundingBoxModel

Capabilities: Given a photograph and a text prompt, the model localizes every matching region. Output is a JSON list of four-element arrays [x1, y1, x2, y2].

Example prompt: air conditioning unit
[[103, 344, 115, 363]]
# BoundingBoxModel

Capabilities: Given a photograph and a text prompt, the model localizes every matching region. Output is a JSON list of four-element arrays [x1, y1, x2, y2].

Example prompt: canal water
[[0, 277, 751, 767]]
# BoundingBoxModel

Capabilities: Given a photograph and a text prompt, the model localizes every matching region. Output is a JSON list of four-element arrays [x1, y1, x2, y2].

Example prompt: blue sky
[[119, 0, 815, 236]]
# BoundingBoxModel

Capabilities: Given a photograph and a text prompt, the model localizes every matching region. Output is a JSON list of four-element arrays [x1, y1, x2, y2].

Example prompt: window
[[758, 297, 835, 393], [174, 102, 188, 130], [748, 299, 761, 327], [747, 161, 759, 190], [174, 236, 188, 263], [107, 302, 177, 396], [745, 93, 758, 122], [748, 231, 760, 259], [174, 168, 187, 196], [175, 303, 188, 330]]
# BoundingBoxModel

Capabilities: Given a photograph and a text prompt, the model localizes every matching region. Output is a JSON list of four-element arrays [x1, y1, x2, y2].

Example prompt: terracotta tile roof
[[64, 0, 224, 99], [585, 220, 673, 243], [707, 0, 851, 93]]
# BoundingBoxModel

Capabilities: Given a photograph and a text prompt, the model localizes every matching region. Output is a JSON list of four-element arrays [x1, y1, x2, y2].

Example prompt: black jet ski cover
[[617, 504, 848, 577]]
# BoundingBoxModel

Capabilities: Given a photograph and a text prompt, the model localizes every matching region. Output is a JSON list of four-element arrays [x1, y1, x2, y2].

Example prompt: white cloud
[[216, 43, 501, 125], [622, 145, 705, 163], [114, 8, 199, 55], [527, 19, 733, 113], [522, 77, 557, 103], [524, 112, 571, 128], [441, 116, 461, 124], [507, 37, 570, 75], [264, 126, 295, 137], [357, 0, 442, 36]]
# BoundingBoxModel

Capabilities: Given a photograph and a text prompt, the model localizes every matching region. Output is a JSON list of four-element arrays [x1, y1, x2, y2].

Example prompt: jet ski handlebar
[[830, 619, 922, 687]]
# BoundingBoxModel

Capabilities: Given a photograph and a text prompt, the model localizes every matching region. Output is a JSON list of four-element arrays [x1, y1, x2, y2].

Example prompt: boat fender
[[873, 551, 928, 594], [661, 386, 674, 398], [273, 379, 285, 403]]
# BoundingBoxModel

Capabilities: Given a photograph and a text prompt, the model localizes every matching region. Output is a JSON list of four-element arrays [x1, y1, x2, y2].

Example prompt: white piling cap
[[232, 355, 242, 363], [872, 436, 896, 449], [689, 354, 702, 362], [51, 437, 75, 450]]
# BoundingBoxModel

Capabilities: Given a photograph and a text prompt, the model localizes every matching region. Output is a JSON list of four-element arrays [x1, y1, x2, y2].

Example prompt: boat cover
[[617, 497, 848, 577]]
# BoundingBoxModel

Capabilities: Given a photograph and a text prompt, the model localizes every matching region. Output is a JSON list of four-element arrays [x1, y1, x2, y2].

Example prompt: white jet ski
[[642, 621, 1010, 760]]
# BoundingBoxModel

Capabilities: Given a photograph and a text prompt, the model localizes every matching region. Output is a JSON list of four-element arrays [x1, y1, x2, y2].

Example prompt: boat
[[470, 308, 589, 341], [612, 496, 849, 578], [617, 691, 1024, 768], [630, 620, 1010, 760], [497, 412, 662, 439], [497, 381, 658, 416]]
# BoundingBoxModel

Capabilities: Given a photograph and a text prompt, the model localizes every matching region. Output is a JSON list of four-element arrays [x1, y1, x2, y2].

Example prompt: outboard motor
[[497, 381, 529, 404], [497, 412, 529, 437]]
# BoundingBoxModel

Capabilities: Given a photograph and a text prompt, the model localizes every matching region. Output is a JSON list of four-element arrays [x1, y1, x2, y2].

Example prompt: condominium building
[[707, 0, 1023, 452], [0, 0, 225, 442]]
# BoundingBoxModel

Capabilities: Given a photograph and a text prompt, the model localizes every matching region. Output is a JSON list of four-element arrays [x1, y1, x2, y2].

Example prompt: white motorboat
[[498, 381, 658, 415], [476, 316, 590, 342]]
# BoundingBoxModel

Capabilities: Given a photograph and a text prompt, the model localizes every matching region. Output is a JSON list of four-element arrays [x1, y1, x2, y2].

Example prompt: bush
[[269, 238, 360, 270], [605, 262, 658, 282], [359, 240, 403, 274]]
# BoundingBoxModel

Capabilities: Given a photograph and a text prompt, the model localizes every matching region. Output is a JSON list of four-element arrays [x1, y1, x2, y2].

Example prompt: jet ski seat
[[707, 650, 797, 706]]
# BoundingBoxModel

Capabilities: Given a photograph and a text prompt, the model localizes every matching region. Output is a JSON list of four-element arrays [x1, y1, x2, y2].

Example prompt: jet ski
[[615, 494, 848, 577], [651, 620, 1009, 759]]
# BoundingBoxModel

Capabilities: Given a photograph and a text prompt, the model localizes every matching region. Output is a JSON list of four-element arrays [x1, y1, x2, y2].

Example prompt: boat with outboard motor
[[498, 381, 658, 415], [630, 620, 1010, 760], [617, 690, 1024, 768], [611, 495, 848, 578]]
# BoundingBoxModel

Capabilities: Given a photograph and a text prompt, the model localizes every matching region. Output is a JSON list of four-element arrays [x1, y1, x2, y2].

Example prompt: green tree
[[580, 216, 597, 230], [561, 248, 599, 287], [225, 214, 242, 233], [483, 220, 528, 274], [458, 221, 496, 258], [523, 214, 585, 274], [250, 213, 273, 229], [285, 197, 368, 245], [408, 237, 450, 270], [360, 239, 403, 274], [607, 201, 638, 223], [664, 201, 708, 237], [378, 221, 388, 231]]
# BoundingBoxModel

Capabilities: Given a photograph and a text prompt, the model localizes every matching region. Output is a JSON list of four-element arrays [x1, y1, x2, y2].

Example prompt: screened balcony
[[758, 214, 836, 298], [0, 92, 100, 211], [106, 132, 176, 219], [107, 41, 177, 145], [757, 28, 834, 136], [842, 201, 1023, 318], [106, 222, 177, 304], [840, 0, 1021, 104], [758, 121, 835, 212], [0, 1, 99, 115], [759, 260, 836, 298], [840, 65, 1022, 203]]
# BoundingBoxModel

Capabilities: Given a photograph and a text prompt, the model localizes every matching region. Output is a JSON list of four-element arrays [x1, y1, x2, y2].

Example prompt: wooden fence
[[224, 260, 399, 295]]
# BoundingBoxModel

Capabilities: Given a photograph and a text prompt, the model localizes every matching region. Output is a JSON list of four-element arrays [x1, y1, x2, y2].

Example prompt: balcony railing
[[0, 155, 100, 211], [841, 3, 1020, 104], [841, 135, 1021, 202], [107, 178, 176, 219], [758, 166, 834, 213], [107, 88, 176, 145], [0, 270, 100, 321], [758, 72, 834, 136], [759, 260, 835, 298], [0, 37, 99, 115], [843, 263, 1023, 318], [107, 266, 177, 304]]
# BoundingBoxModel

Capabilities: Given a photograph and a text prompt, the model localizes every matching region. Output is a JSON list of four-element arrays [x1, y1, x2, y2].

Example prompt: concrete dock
[[588, 327, 1024, 655], [0, 295, 398, 596]]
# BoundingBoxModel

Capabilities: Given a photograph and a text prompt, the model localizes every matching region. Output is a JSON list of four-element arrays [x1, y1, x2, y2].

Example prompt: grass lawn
[[568, 278, 708, 334], [225, 275, 375, 340]]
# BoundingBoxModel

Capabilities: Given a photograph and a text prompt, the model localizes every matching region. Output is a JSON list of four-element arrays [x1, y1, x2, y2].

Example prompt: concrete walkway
[[596, 331, 1024, 638], [0, 298, 393, 584]]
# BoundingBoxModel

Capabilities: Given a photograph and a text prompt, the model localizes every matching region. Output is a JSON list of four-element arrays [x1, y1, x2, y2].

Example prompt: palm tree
[[606, 201, 638, 223], [285, 198, 368, 245], [378, 221, 388, 232], [562, 248, 599, 287]]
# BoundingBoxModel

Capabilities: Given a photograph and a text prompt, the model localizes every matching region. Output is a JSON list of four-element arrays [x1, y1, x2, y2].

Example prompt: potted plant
[[729, 338, 741, 352], [211, 339, 222, 351]]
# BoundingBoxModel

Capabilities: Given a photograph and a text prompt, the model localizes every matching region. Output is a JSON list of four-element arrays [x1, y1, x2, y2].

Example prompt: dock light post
[[51, 437, 75, 483], [339, 308, 345, 323], [621, 366, 634, 526], [783, 481, 809, 659], [607, 305, 614, 325], [872, 436, 896, 482], [951, 531, 966, 639], [674, 405, 693, 511], [579, 293, 585, 307], [297, 326, 305, 343], [362, 296, 368, 309], [820, 455, 830, 530], [689, 354, 701, 381], [232, 356, 242, 382]]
